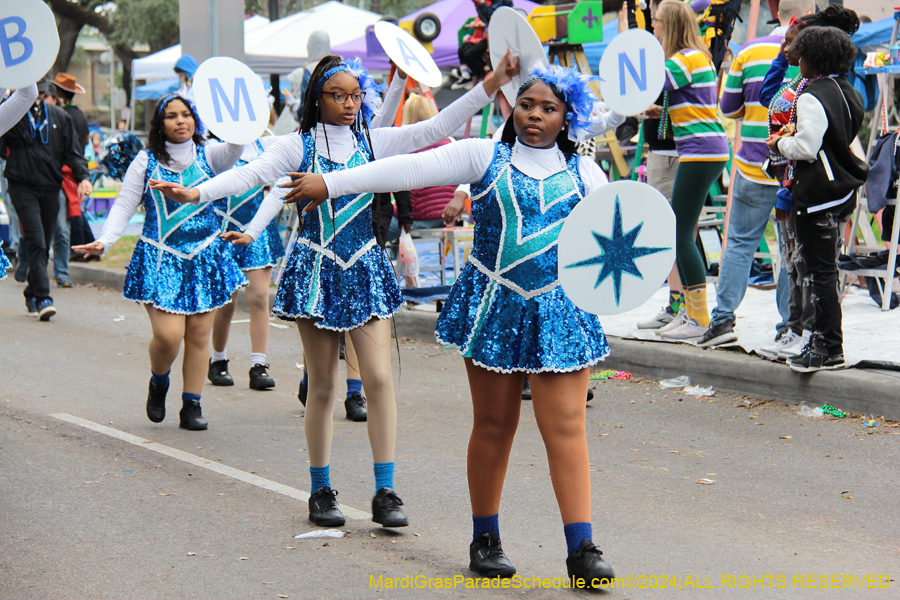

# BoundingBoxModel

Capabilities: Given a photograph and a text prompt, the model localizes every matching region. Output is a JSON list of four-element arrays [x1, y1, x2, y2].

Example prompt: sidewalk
[[70, 262, 900, 421]]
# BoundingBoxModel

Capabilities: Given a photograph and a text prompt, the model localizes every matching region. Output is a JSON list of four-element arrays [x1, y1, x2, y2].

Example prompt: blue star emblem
[[565, 196, 669, 305]]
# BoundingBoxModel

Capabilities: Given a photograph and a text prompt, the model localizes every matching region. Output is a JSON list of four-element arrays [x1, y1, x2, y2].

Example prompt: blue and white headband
[[155, 93, 205, 136], [521, 64, 600, 143], [312, 57, 384, 123]]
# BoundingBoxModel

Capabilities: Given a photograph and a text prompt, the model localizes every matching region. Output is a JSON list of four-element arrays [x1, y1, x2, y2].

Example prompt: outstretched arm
[[222, 177, 290, 245], [0, 84, 37, 136], [370, 69, 407, 129]]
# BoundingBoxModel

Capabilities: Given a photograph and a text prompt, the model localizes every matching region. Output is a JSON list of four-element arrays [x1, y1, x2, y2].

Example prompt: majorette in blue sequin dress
[[0, 250, 10, 279], [436, 143, 610, 373], [273, 130, 402, 330], [215, 140, 285, 271], [123, 146, 248, 314]]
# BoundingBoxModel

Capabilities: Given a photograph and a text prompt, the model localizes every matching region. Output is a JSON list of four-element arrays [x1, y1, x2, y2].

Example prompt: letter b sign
[[0, 0, 60, 89]]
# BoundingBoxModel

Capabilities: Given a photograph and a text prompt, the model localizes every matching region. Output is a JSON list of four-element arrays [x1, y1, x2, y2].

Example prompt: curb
[[70, 263, 900, 421]]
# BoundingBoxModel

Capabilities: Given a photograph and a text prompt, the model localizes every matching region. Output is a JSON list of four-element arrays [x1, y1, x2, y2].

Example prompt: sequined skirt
[[124, 238, 248, 314], [230, 221, 285, 271], [0, 251, 9, 279], [273, 241, 402, 330], [436, 263, 609, 373]]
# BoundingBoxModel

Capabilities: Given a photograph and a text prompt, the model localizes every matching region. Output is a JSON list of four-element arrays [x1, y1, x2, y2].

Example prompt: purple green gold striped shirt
[[663, 49, 729, 162]]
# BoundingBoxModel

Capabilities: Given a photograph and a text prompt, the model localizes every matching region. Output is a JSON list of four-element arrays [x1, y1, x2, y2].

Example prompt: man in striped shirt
[[696, 0, 813, 349]]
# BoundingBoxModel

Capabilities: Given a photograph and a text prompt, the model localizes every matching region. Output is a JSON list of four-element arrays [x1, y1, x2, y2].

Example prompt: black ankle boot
[[566, 539, 615, 588], [521, 375, 532, 400], [372, 487, 408, 527], [208, 359, 234, 386], [309, 486, 345, 526], [146, 379, 168, 423], [298, 381, 307, 406], [249, 363, 275, 390], [469, 532, 516, 578], [179, 400, 208, 430], [344, 392, 367, 421]]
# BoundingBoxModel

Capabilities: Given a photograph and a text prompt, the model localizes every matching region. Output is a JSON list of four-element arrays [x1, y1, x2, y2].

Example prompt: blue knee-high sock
[[300, 371, 308, 390], [151, 370, 170, 387], [310, 465, 330, 491], [564, 522, 593, 554], [373, 462, 394, 493], [181, 392, 200, 408], [473, 514, 500, 542], [346, 378, 362, 398]]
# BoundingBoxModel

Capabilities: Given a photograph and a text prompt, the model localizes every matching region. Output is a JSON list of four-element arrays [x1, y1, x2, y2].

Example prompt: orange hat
[[52, 72, 85, 94]]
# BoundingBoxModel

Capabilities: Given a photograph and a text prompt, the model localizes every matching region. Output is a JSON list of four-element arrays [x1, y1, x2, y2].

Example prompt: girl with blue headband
[[152, 53, 520, 531], [73, 94, 246, 432], [279, 64, 618, 588]]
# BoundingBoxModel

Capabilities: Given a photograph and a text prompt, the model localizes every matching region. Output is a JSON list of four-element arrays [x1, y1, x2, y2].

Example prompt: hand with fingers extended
[[72, 241, 105, 256], [281, 172, 329, 214], [149, 179, 201, 204], [220, 231, 254, 246], [482, 50, 520, 98]]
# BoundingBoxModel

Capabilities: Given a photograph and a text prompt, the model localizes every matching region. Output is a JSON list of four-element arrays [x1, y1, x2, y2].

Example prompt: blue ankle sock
[[310, 465, 330, 491], [473, 514, 500, 542], [151, 370, 170, 387], [346, 378, 362, 398], [181, 392, 200, 409], [564, 522, 593, 554], [373, 462, 394, 493], [301, 371, 308, 390]]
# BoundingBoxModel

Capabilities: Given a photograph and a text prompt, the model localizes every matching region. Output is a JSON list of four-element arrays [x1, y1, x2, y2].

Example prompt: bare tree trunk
[[113, 44, 138, 108], [53, 16, 84, 75]]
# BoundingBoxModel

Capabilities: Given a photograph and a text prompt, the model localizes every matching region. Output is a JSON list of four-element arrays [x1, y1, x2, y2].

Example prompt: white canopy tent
[[243, 1, 382, 75]]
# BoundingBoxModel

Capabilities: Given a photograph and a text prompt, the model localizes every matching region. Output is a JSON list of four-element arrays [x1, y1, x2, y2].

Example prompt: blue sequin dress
[[123, 146, 248, 314], [0, 250, 10, 279], [273, 131, 402, 330], [436, 143, 610, 373], [215, 141, 285, 271]]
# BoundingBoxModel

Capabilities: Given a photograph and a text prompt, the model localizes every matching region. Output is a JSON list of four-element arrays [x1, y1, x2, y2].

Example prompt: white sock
[[460, 65, 471, 78], [250, 353, 266, 366], [211, 349, 227, 362]]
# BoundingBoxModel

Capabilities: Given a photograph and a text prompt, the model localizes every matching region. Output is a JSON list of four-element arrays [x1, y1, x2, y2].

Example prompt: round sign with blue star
[[558, 180, 675, 316]]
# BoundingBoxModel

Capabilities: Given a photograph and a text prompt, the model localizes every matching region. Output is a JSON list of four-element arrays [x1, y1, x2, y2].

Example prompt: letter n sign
[[209, 78, 257, 123], [618, 49, 647, 96]]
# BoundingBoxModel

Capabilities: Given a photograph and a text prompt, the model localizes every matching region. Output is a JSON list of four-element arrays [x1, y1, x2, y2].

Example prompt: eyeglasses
[[322, 91, 366, 105]]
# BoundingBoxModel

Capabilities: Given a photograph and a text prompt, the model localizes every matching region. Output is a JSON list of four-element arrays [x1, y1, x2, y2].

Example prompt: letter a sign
[[193, 57, 270, 145], [0, 0, 60, 89], [598, 29, 665, 116]]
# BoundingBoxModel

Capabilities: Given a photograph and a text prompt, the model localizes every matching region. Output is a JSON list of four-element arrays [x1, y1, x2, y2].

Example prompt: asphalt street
[[1, 281, 898, 600]]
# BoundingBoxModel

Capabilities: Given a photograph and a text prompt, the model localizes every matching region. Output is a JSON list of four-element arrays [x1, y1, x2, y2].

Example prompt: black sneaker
[[249, 363, 275, 390], [146, 379, 168, 423], [522, 375, 531, 400], [345, 392, 367, 421], [207, 359, 234, 386], [309, 486, 345, 527], [788, 348, 845, 373], [372, 487, 408, 527], [696, 319, 737, 348], [469, 531, 516, 578], [25, 297, 38, 317], [566, 539, 615, 589], [586, 387, 594, 403], [37, 299, 56, 321], [298, 380, 307, 406], [179, 400, 208, 430]]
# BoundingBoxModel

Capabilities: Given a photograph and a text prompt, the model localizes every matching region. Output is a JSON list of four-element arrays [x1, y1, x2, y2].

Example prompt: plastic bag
[[684, 385, 715, 397], [294, 529, 344, 539], [798, 402, 824, 418], [398, 231, 419, 279], [659, 376, 690, 389]]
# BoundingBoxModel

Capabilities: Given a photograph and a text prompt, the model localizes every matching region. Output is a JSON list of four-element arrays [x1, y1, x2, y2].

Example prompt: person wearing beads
[[757, 5, 861, 363], [765, 26, 867, 372], [73, 94, 246, 431], [694, 0, 814, 350], [281, 64, 617, 588], [152, 54, 520, 530], [651, 0, 729, 342], [0, 83, 39, 279]]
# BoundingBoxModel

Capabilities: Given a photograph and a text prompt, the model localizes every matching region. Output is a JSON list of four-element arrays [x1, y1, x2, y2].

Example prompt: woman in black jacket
[[766, 26, 868, 372]]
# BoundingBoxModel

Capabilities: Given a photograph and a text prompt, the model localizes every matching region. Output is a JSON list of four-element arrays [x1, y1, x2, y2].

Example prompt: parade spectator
[[174, 54, 199, 103], [766, 26, 867, 372], [451, 0, 514, 89], [695, 0, 814, 349], [1, 78, 92, 320]]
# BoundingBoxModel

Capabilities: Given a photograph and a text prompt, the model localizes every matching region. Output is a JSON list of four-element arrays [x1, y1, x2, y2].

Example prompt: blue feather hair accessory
[[155, 93, 205, 136], [312, 57, 385, 124], [524, 64, 600, 142]]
